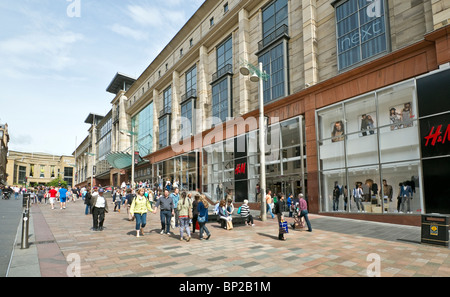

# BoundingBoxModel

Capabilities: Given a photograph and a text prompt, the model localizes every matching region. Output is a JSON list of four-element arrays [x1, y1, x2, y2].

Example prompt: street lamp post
[[240, 61, 268, 221], [120, 127, 137, 188], [84, 152, 95, 188]]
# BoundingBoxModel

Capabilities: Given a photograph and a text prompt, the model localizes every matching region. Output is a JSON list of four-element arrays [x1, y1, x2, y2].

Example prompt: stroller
[[290, 202, 304, 229]]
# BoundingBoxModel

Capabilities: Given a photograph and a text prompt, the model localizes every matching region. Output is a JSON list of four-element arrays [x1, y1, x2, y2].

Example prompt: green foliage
[[47, 178, 67, 188]]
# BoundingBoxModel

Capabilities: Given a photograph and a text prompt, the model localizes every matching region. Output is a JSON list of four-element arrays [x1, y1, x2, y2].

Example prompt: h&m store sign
[[418, 68, 450, 158]]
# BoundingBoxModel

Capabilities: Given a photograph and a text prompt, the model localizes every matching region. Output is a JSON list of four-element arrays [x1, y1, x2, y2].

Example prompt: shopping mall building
[[74, 0, 450, 226]]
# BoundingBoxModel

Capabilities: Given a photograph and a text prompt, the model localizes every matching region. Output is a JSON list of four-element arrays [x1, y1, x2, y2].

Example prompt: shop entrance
[[266, 175, 306, 197]]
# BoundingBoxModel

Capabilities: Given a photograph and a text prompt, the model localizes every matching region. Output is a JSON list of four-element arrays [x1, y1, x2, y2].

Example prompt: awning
[[106, 152, 144, 169]]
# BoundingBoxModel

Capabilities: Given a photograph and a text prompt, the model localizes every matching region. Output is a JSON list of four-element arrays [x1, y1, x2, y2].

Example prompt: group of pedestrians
[[82, 185, 212, 241]]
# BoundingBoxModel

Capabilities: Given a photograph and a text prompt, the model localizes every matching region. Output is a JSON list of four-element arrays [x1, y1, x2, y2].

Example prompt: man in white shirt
[[90, 188, 109, 231]]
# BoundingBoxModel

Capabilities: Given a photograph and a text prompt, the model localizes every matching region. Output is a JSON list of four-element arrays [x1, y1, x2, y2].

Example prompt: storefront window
[[202, 116, 305, 202], [317, 79, 423, 214]]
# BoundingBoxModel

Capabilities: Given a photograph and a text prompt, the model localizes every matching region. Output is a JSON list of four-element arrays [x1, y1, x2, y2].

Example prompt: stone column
[[238, 8, 250, 116], [302, 0, 319, 87]]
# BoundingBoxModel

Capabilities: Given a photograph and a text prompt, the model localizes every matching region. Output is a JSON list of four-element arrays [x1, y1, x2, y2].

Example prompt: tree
[[47, 177, 67, 188]]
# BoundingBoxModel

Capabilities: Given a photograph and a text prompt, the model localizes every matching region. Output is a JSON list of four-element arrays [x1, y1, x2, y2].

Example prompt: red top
[[49, 189, 57, 198]]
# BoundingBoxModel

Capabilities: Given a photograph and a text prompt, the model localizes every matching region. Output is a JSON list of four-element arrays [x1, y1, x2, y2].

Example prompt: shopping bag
[[226, 220, 233, 230], [170, 216, 175, 229], [279, 220, 288, 234]]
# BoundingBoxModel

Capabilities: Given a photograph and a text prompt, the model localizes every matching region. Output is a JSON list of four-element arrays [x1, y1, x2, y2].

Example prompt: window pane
[[381, 161, 422, 214]]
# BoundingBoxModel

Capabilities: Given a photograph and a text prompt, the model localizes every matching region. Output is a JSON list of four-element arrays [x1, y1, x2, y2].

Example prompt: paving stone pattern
[[32, 200, 449, 277]]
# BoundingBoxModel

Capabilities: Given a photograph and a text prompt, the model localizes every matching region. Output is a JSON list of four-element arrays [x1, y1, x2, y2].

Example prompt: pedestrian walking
[[298, 194, 312, 232], [124, 188, 135, 221], [113, 189, 122, 213], [177, 191, 192, 242], [170, 187, 180, 227], [192, 194, 199, 234], [59, 186, 68, 209], [48, 186, 58, 210], [153, 189, 174, 235], [90, 188, 109, 231], [130, 188, 153, 237], [266, 190, 275, 219], [84, 187, 92, 215], [197, 194, 211, 240]]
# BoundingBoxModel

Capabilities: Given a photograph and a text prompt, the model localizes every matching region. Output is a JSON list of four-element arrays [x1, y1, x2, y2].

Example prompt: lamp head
[[240, 66, 250, 76], [250, 73, 260, 82]]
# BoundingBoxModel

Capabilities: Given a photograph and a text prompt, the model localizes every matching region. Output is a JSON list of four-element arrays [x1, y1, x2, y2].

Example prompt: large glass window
[[212, 78, 230, 124], [202, 116, 306, 202], [262, 0, 288, 39], [216, 36, 233, 71], [132, 102, 154, 156], [335, 0, 389, 71], [180, 100, 193, 140], [317, 79, 422, 214], [259, 42, 286, 103], [159, 116, 169, 149]]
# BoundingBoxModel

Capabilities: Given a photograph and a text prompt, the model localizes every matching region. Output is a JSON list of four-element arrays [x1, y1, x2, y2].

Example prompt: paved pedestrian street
[[10, 199, 449, 278]]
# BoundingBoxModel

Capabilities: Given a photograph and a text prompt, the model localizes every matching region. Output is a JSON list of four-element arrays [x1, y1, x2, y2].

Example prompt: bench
[[207, 213, 247, 227]]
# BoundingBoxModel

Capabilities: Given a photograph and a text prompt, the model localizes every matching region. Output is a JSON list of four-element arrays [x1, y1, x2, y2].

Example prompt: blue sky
[[0, 0, 204, 156]]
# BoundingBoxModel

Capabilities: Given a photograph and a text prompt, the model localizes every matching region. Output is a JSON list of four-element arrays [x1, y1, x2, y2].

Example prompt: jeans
[[333, 198, 339, 211], [354, 197, 365, 211], [160, 210, 172, 233], [85, 204, 91, 215], [267, 204, 274, 218], [179, 217, 191, 238], [300, 210, 312, 231], [134, 213, 147, 230], [199, 222, 210, 238], [400, 196, 411, 212]]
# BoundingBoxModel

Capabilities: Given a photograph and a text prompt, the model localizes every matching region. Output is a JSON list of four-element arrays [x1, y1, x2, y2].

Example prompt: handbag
[[198, 215, 206, 223]]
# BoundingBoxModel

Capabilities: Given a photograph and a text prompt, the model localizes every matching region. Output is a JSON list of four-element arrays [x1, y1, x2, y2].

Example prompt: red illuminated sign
[[235, 162, 246, 175], [424, 124, 450, 147]]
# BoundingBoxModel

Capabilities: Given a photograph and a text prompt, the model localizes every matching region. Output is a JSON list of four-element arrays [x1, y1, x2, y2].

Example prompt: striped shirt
[[239, 204, 251, 217]]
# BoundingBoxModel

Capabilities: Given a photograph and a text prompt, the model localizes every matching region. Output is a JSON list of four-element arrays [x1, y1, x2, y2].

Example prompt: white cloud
[[110, 23, 148, 41]]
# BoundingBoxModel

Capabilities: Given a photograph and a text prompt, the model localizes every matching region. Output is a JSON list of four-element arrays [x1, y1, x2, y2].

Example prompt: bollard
[[21, 194, 30, 249]]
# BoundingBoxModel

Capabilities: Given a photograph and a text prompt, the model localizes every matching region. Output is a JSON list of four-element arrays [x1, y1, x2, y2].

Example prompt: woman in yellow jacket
[[130, 188, 153, 237]]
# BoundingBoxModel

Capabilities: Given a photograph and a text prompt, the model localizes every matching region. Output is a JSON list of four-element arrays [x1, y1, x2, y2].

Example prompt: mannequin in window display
[[401, 102, 414, 128], [352, 182, 365, 212], [362, 180, 372, 202], [366, 115, 375, 135], [331, 121, 345, 142], [343, 186, 348, 211], [400, 181, 413, 213], [332, 182, 342, 211], [382, 179, 393, 202], [361, 114, 368, 136], [396, 182, 403, 212], [389, 108, 401, 130]]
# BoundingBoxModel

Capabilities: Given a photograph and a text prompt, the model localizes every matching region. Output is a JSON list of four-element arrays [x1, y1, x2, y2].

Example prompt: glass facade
[[153, 151, 198, 191], [132, 102, 154, 157], [335, 0, 389, 71], [317, 79, 423, 214], [202, 116, 306, 202], [98, 117, 112, 161]]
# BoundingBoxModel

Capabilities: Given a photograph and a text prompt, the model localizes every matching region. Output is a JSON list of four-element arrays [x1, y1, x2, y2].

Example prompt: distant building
[[6, 151, 75, 187]]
